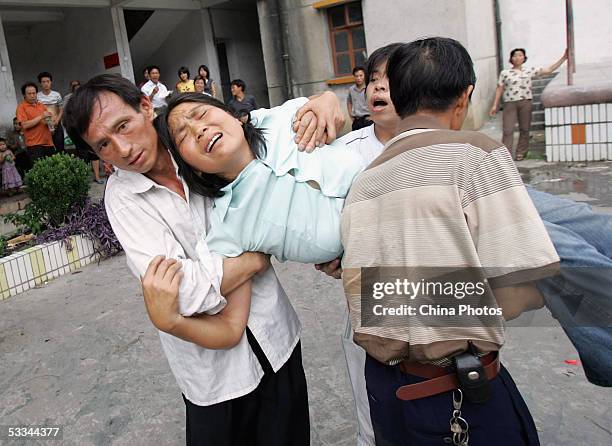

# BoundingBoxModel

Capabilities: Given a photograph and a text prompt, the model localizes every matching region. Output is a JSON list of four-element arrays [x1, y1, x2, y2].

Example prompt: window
[[327, 2, 366, 77]]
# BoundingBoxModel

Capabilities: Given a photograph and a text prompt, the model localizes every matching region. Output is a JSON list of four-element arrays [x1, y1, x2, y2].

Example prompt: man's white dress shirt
[[140, 80, 169, 109], [105, 161, 301, 406]]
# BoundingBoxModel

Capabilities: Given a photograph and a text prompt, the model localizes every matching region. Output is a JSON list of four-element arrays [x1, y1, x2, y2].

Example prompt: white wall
[[140, 6, 269, 107], [5, 8, 119, 106], [139, 11, 207, 91], [210, 7, 269, 107], [499, 0, 612, 69], [0, 14, 17, 130], [362, 0, 497, 129]]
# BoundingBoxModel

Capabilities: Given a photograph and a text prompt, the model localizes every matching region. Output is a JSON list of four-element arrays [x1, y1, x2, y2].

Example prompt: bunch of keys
[[449, 389, 469, 445]]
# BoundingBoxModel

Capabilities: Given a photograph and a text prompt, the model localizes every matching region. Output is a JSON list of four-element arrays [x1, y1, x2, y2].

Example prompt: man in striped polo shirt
[[341, 38, 560, 445]]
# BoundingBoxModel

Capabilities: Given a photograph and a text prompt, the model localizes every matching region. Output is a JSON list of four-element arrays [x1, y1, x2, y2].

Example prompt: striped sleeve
[[462, 147, 559, 287]]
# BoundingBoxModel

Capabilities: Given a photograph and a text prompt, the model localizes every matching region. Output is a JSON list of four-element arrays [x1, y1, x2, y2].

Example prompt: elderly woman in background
[[194, 75, 212, 96], [490, 48, 567, 161]]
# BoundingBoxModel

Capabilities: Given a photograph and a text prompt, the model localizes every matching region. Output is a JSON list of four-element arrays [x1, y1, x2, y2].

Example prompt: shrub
[[36, 199, 123, 259], [24, 153, 90, 227]]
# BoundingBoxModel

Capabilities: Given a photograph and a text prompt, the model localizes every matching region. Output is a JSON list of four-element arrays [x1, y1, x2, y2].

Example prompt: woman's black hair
[[198, 65, 210, 80], [178, 66, 190, 78], [509, 48, 527, 63], [155, 92, 267, 198], [365, 42, 403, 86]]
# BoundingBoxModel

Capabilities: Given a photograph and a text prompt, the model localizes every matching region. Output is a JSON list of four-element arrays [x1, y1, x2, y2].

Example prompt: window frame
[[327, 2, 366, 77]]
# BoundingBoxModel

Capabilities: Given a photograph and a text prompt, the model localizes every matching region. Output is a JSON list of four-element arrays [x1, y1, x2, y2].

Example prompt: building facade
[[1, 0, 610, 133]]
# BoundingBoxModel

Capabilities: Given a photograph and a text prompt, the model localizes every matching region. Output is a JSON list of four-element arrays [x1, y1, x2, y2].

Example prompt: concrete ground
[[1, 120, 612, 445]]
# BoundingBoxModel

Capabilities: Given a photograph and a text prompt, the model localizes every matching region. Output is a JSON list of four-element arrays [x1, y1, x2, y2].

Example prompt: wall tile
[[585, 104, 592, 123], [571, 106, 578, 123], [578, 105, 585, 123], [594, 143, 602, 161], [586, 124, 593, 143]]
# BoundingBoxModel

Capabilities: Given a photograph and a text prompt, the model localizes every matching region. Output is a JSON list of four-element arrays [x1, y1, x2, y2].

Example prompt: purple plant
[[36, 198, 122, 259]]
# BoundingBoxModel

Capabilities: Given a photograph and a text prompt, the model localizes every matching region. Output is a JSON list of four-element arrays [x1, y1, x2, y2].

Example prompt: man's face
[[82, 92, 159, 173], [230, 84, 241, 96], [24, 86, 38, 104], [354, 70, 365, 87], [149, 69, 160, 83], [366, 62, 398, 128], [40, 77, 52, 92]]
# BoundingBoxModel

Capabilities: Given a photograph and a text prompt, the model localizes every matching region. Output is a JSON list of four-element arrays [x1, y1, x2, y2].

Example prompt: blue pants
[[528, 187, 612, 386], [365, 355, 540, 446]]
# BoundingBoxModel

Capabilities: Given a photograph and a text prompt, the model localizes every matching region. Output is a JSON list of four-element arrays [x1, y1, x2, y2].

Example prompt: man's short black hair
[[0, 137, 6, 143], [63, 74, 143, 153], [352, 66, 365, 75], [21, 82, 38, 95], [365, 43, 403, 86], [230, 79, 246, 92], [37, 71, 53, 83], [388, 37, 476, 118], [178, 66, 190, 78], [148, 65, 160, 73]]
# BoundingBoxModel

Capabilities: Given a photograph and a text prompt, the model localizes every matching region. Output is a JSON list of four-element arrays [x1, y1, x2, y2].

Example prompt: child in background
[[0, 138, 23, 194]]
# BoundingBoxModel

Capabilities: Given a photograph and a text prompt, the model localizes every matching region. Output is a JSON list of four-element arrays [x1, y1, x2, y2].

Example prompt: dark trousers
[[15, 150, 32, 179], [183, 330, 310, 446], [502, 99, 533, 158], [27, 145, 56, 167], [52, 126, 65, 153], [352, 116, 373, 131], [365, 354, 540, 446]]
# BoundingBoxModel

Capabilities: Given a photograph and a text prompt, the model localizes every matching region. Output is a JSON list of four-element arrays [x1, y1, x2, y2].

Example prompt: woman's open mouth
[[371, 99, 388, 112], [206, 133, 222, 153]]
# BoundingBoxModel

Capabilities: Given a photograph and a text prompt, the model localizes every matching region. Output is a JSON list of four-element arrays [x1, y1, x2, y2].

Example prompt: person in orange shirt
[[15, 82, 56, 166]]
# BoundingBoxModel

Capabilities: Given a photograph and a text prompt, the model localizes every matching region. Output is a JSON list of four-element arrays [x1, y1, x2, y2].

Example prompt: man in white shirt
[[331, 43, 401, 446], [37, 71, 64, 152], [63, 74, 342, 446], [140, 65, 169, 114]]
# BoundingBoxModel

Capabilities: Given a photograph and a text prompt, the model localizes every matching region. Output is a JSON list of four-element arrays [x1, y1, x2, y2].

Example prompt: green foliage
[[3, 204, 45, 235], [0, 237, 6, 257], [24, 153, 91, 227]]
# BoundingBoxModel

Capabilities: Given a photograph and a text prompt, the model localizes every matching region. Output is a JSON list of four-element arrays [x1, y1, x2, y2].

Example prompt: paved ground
[[1, 118, 612, 445]]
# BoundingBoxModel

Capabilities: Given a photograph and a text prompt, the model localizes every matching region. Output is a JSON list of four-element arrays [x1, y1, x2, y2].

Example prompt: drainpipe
[[272, 0, 293, 100], [493, 0, 503, 74], [565, 0, 575, 85]]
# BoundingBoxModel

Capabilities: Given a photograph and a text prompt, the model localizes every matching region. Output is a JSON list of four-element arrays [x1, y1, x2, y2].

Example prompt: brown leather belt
[[396, 352, 500, 401]]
